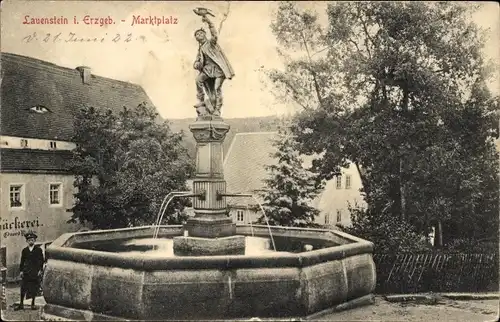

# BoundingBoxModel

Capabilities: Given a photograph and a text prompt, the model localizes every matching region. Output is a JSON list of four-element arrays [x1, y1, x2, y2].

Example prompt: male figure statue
[[193, 16, 235, 116]]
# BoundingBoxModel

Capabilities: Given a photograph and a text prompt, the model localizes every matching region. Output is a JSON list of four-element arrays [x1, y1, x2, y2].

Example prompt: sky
[[1, 1, 499, 119]]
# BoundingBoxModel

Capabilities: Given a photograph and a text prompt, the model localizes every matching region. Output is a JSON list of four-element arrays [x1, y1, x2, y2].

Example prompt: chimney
[[75, 66, 91, 84]]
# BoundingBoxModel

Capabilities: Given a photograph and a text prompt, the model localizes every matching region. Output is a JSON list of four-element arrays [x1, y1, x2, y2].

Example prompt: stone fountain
[[41, 11, 376, 321], [172, 117, 246, 257]]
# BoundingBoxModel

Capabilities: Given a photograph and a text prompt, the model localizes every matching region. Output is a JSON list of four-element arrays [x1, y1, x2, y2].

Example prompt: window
[[49, 183, 62, 205], [9, 185, 23, 208], [336, 210, 342, 223], [30, 105, 49, 114], [49, 141, 57, 149], [345, 175, 352, 189], [325, 214, 330, 225], [336, 176, 342, 189], [236, 210, 244, 222], [20, 139, 28, 148]]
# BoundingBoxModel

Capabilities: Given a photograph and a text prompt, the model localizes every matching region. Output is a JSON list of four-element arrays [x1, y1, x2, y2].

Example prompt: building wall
[[0, 135, 76, 150], [0, 173, 81, 280], [227, 163, 366, 229], [229, 206, 260, 225], [314, 162, 366, 229]]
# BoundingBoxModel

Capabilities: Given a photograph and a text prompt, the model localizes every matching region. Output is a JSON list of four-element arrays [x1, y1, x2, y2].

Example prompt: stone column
[[173, 117, 245, 256]]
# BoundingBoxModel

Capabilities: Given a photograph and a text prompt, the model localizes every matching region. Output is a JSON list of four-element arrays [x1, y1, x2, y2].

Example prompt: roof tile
[[223, 132, 278, 206], [0, 52, 154, 141], [0, 148, 73, 173]]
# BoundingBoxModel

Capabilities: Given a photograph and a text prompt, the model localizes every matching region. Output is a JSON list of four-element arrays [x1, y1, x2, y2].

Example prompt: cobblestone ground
[[1, 284, 498, 321], [319, 297, 499, 321], [2, 284, 41, 321]]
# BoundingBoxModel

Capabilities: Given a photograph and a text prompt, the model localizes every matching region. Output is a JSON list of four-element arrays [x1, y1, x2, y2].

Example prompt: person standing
[[15, 231, 44, 310]]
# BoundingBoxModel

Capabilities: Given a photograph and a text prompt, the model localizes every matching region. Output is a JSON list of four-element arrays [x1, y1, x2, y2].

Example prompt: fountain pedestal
[[173, 117, 245, 256]]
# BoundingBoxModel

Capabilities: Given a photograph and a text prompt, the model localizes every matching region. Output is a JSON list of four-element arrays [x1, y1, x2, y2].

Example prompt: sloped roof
[[0, 149, 73, 173], [223, 132, 364, 217], [223, 132, 278, 206], [169, 116, 280, 158], [0, 52, 154, 141]]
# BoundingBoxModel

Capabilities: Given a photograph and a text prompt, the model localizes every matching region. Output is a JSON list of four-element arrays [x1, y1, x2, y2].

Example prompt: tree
[[267, 2, 499, 248], [70, 103, 194, 229], [257, 125, 321, 227]]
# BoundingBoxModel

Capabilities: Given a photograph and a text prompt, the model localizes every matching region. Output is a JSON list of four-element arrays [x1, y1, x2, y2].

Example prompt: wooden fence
[[373, 252, 499, 294]]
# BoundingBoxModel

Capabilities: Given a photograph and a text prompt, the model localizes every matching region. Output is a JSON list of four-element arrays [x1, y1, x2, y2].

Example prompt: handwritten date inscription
[[22, 32, 151, 44]]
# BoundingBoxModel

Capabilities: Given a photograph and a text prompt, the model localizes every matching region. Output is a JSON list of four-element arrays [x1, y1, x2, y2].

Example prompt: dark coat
[[20, 245, 44, 299], [20, 246, 44, 278]]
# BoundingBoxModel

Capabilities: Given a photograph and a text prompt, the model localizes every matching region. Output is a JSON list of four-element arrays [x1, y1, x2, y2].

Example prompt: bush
[[339, 205, 431, 252]]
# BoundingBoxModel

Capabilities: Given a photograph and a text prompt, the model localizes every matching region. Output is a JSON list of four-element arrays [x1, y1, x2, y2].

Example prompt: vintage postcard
[[1, 1, 499, 321]]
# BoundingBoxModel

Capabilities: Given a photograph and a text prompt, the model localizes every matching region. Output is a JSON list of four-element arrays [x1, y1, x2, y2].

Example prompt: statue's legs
[[213, 77, 225, 115], [196, 72, 209, 105]]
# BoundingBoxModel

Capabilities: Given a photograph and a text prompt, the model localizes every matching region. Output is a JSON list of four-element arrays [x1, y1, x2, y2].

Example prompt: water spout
[[217, 192, 276, 252], [251, 196, 276, 252], [154, 192, 181, 229], [245, 204, 254, 237], [228, 275, 233, 300], [153, 191, 202, 239]]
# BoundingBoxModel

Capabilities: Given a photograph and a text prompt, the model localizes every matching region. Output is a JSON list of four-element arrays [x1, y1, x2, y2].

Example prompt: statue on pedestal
[[193, 10, 235, 118]]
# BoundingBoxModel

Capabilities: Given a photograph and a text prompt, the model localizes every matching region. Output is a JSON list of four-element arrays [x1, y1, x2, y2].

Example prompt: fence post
[[1, 246, 7, 310]]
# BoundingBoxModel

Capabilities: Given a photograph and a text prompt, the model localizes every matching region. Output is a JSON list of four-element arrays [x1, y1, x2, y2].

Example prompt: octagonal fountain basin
[[41, 225, 376, 321]]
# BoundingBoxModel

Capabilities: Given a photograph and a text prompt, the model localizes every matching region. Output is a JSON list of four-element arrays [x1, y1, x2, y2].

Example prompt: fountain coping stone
[[46, 225, 373, 270]]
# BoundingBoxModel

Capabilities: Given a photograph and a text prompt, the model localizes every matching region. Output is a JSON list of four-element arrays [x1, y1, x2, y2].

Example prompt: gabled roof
[[0, 52, 154, 141], [223, 132, 278, 206]]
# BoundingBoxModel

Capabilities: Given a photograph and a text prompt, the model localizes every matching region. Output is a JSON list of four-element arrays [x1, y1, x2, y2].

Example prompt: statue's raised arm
[[202, 16, 218, 44]]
